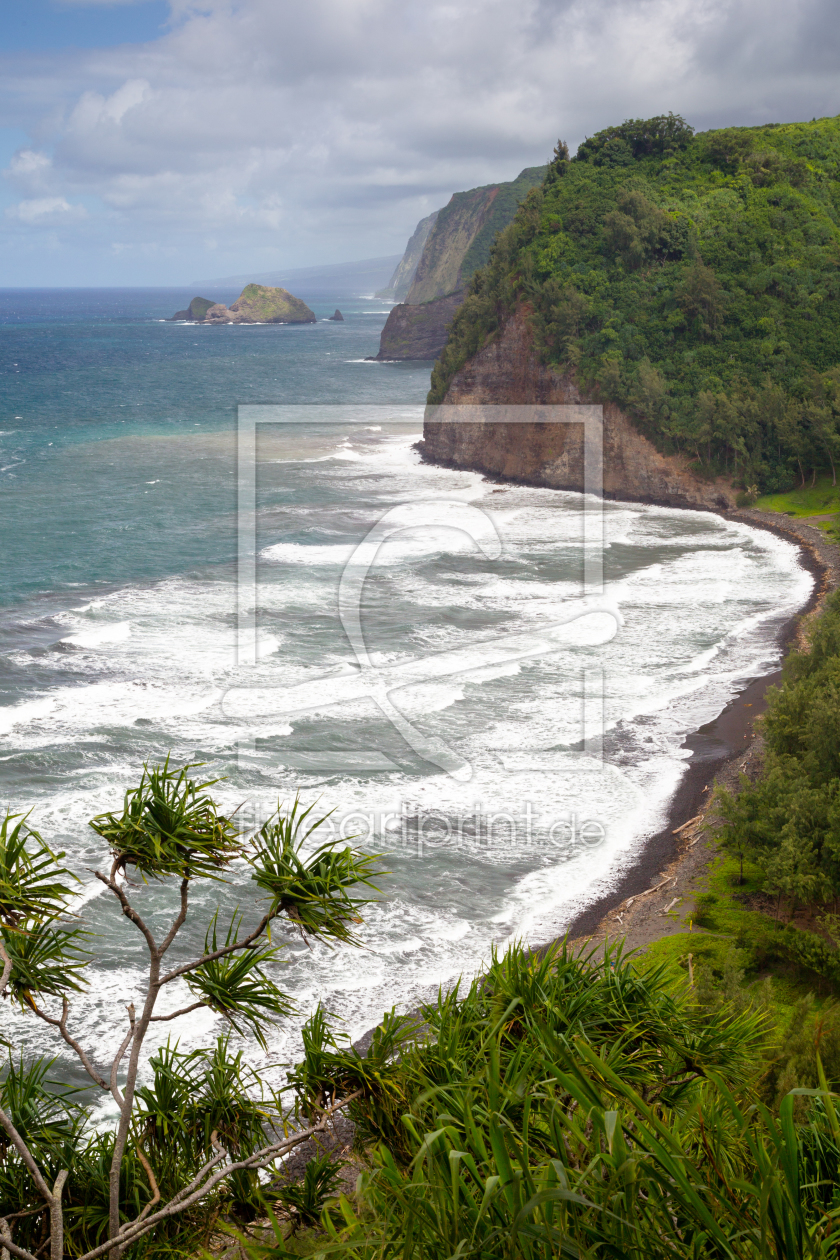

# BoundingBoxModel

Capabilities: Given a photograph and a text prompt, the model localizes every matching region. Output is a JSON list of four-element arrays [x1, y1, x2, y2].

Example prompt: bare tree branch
[[1, 1215, 20, 1260], [0, 940, 11, 998], [159, 912, 273, 986], [106, 922, 163, 1256], [75, 1092, 362, 1260], [124, 1143, 160, 1230], [0, 1227, 38, 1260], [49, 1171, 68, 1260], [158, 878, 189, 957], [0, 1106, 54, 1203], [109, 1006, 135, 1108], [94, 872, 159, 957], [149, 1001, 207, 1023], [30, 998, 108, 1091]]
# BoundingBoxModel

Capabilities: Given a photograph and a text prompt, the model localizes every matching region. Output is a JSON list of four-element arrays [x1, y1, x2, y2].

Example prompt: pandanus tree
[[0, 762, 382, 1260]]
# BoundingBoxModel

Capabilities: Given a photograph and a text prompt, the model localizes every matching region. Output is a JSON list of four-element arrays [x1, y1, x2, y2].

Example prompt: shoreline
[[558, 506, 840, 951]]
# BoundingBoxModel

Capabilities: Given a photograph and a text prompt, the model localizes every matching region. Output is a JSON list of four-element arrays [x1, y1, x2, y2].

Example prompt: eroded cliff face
[[421, 310, 736, 512], [372, 292, 463, 361], [373, 168, 546, 362], [376, 211, 440, 301]]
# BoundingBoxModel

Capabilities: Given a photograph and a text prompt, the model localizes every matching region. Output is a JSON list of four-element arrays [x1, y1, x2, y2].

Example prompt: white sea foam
[[61, 621, 132, 648], [0, 424, 814, 1083]]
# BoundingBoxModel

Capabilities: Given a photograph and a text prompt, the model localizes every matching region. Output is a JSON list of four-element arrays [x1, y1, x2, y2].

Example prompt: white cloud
[[6, 196, 89, 223], [0, 0, 838, 283], [3, 150, 54, 196]]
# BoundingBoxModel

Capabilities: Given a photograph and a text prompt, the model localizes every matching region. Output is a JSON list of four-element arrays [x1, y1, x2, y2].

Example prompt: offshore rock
[[421, 308, 736, 511], [202, 284, 316, 324], [170, 296, 216, 321], [371, 293, 463, 361], [328, 309, 344, 321]]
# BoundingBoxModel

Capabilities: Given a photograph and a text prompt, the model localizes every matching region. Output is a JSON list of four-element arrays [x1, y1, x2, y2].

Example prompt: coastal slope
[[376, 211, 439, 301], [374, 166, 545, 361], [425, 114, 840, 500], [421, 308, 735, 509]]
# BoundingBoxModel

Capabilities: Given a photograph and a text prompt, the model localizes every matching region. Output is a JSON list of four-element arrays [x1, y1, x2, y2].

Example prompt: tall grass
[[259, 942, 840, 1258]]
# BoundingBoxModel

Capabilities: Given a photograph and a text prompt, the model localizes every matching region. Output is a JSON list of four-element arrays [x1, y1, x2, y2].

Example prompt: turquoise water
[[0, 288, 812, 1107]]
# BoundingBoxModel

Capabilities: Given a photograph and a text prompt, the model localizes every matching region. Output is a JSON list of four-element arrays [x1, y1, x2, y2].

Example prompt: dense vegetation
[[0, 766, 379, 1260], [718, 590, 840, 980], [249, 943, 840, 1257], [429, 112, 840, 495]]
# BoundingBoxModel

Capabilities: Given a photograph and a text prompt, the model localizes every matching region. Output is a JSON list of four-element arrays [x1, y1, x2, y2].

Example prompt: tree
[[0, 762, 383, 1260], [675, 259, 725, 339], [575, 113, 694, 163]]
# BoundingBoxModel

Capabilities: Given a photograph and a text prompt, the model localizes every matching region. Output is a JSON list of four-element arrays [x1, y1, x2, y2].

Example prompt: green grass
[[640, 852, 837, 1017], [754, 474, 840, 518]]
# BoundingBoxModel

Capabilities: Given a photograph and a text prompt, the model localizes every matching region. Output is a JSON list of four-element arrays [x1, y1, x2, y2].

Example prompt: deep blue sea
[[0, 287, 812, 1109]]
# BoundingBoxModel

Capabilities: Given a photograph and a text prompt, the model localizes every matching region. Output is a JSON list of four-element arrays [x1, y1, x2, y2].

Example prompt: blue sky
[[0, 1, 170, 53], [0, 0, 838, 287]]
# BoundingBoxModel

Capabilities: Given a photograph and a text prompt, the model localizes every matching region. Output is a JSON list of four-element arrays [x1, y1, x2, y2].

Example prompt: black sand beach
[[562, 506, 840, 947]]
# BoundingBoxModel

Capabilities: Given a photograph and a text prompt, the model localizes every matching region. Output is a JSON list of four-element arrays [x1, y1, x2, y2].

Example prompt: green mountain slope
[[406, 166, 545, 304], [430, 114, 840, 493]]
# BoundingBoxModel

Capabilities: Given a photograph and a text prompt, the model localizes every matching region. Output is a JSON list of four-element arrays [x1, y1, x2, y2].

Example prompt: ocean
[[0, 287, 812, 1114]]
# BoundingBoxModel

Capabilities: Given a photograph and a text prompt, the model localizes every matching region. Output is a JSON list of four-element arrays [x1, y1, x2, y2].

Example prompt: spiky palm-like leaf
[[0, 812, 76, 926], [89, 758, 240, 880], [249, 798, 384, 945], [187, 911, 294, 1049]]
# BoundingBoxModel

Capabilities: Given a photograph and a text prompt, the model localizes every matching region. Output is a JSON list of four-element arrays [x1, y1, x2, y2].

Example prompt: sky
[[0, 0, 838, 287]]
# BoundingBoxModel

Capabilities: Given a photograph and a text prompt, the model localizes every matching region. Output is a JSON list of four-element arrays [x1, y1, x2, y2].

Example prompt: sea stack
[[328, 309, 344, 321], [171, 284, 316, 324], [170, 296, 216, 321]]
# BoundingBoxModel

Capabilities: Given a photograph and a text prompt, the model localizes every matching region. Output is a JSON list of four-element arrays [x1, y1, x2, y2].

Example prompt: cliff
[[373, 166, 545, 361], [374, 292, 463, 361], [428, 114, 840, 500], [204, 284, 316, 324], [421, 308, 736, 511], [405, 167, 545, 305], [376, 212, 439, 301]]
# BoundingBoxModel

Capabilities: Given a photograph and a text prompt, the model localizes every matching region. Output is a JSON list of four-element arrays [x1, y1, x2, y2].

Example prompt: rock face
[[328, 309, 344, 321], [372, 292, 464, 361], [420, 309, 736, 511], [170, 296, 216, 321], [202, 284, 316, 324], [406, 167, 545, 305], [374, 167, 545, 362], [376, 211, 439, 301]]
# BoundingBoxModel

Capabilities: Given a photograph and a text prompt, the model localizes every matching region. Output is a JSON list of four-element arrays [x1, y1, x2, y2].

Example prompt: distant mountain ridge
[[191, 255, 401, 295]]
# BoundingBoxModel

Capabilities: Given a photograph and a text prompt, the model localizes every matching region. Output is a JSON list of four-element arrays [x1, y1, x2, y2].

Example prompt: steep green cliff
[[373, 166, 546, 361], [429, 114, 840, 493], [406, 166, 546, 304], [377, 211, 439, 300]]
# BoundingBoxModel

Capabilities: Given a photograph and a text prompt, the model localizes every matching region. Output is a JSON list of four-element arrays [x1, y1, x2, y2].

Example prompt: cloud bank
[[1, 0, 838, 284]]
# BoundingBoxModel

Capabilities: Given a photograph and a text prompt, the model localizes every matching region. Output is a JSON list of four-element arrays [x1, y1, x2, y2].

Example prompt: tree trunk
[[50, 1171, 68, 1260]]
